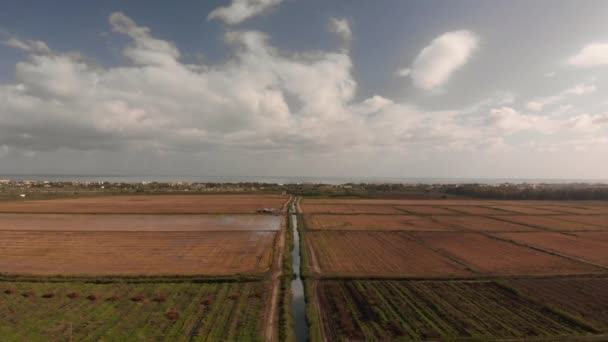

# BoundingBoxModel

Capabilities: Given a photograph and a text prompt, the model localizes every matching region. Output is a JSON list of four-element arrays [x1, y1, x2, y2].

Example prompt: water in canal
[[290, 208, 309, 341]]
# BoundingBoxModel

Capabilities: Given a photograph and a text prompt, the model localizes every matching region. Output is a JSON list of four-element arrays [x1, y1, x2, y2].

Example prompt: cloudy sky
[[1, 0, 608, 179]]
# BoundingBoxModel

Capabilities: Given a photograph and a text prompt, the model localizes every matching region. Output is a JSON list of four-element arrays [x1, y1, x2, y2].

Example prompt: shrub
[[131, 295, 145, 302], [67, 292, 80, 299], [4, 288, 16, 295], [165, 308, 180, 320], [42, 292, 56, 298], [152, 294, 167, 302], [86, 294, 97, 301], [106, 294, 119, 302]]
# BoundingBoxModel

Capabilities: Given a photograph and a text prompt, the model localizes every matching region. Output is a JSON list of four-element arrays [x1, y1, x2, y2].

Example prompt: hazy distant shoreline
[[1, 174, 607, 185]]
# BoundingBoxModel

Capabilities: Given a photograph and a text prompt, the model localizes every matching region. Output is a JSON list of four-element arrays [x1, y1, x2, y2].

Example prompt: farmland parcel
[[0, 194, 290, 341], [299, 197, 608, 341]]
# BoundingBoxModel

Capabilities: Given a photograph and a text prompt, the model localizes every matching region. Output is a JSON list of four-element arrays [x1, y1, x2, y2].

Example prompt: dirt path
[[263, 196, 291, 341]]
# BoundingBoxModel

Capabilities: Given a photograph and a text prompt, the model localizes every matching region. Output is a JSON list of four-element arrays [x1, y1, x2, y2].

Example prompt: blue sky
[[1, 0, 608, 178]]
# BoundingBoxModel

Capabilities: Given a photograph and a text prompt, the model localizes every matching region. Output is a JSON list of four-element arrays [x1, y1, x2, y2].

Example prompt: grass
[[0, 280, 269, 341]]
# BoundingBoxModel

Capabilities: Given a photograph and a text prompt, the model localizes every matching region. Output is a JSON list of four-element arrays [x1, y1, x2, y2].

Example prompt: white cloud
[[526, 83, 596, 111], [328, 17, 352, 44], [568, 43, 608, 67], [208, 0, 282, 25], [1, 12, 607, 166], [4, 38, 51, 54], [399, 30, 479, 91]]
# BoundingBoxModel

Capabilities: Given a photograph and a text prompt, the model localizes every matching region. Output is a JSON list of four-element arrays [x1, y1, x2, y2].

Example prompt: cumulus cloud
[[568, 43, 608, 67], [1, 12, 607, 165], [208, 0, 282, 25], [328, 17, 352, 44], [526, 83, 596, 111], [4, 38, 51, 54], [399, 30, 478, 91]]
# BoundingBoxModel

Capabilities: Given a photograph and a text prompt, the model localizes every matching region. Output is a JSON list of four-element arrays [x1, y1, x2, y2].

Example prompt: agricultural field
[[299, 204, 403, 214], [0, 281, 268, 341], [303, 214, 455, 231], [0, 193, 290, 340], [431, 215, 539, 232], [300, 197, 608, 341], [441, 205, 513, 215], [506, 277, 608, 331], [0, 230, 276, 275], [393, 205, 458, 214], [0, 213, 281, 231], [0, 194, 288, 214], [305, 231, 472, 276], [549, 215, 608, 228], [410, 232, 601, 276], [496, 231, 608, 268], [495, 215, 605, 231], [315, 280, 596, 341]]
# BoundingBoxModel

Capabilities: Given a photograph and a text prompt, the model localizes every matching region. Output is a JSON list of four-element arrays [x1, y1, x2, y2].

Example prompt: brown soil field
[[0, 214, 281, 231], [0, 230, 276, 275], [393, 205, 458, 214], [299, 204, 402, 214], [301, 199, 495, 206], [507, 277, 608, 331], [559, 215, 608, 228], [306, 231, 472, 276], [0, 194, 289, 214], [431, 215, 540, 232], [442, 206, 513, 215], [497, 215, 605, 231], [303, 214, 456, 231], [488, 205, 563, 215], [410, 232, 601, 275], [532, 206, 608, 214], [574, 231, 608, 244], [496, 232, 608, 268]]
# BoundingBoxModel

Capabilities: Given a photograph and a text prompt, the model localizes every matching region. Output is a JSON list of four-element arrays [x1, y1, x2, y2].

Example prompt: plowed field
[[431, 215, 538, 232], [497, 215, 604, 231], [0, 214, 281, 231], [393, 206, 458, 214], [443, 206, 512, 215], [0, 194, 289, 214], [410, 232, 600, 275], [303, 214, 455, 231], [559, 215, 608, 228], [488, 206, 562, 214], [306, 231, 471, 276], [496, 232, 608, 268], [0, 230, 276, 275], [299, 204, 402, 214]]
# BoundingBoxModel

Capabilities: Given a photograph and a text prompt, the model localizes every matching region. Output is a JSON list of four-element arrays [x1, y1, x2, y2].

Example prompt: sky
[[1, 0, 608, 179]]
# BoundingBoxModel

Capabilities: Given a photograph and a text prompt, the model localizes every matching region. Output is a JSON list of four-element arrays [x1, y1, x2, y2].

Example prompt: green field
[[0, 280, 268, 341], [315, 280, 598, 341]]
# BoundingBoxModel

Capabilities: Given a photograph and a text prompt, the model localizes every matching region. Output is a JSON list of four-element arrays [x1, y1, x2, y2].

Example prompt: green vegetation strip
[[0, 274, 264, 284], [0, 281, 269, 341]]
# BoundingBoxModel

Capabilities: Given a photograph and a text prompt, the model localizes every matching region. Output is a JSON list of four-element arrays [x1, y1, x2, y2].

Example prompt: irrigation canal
[[290, 200, 309, 341]]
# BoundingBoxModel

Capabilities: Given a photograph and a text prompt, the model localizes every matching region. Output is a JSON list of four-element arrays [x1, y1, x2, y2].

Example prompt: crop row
[[0, 281, 268, 341], [315, 280, 596, 341]]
